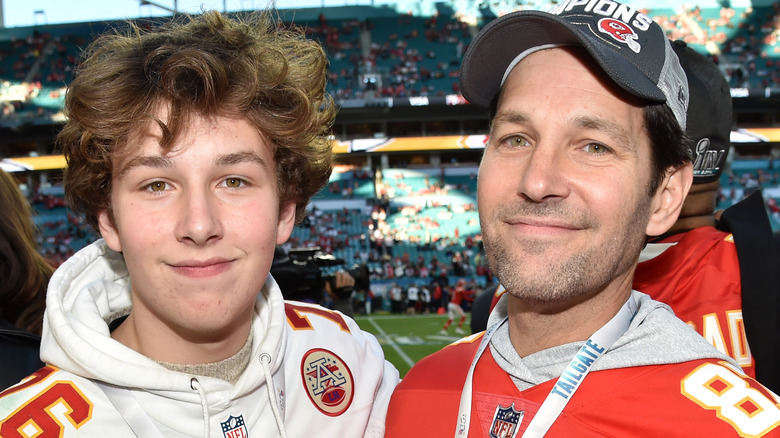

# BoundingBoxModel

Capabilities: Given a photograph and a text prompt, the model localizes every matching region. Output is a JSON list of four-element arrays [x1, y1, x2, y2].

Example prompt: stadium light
[[33, 10, 46, 25], [139, 0, 179, 14]]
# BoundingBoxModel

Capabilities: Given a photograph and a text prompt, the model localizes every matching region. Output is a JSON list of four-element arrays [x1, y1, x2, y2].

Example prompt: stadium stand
[[0, 2, 778, 108], [1, 1, 780, 300]]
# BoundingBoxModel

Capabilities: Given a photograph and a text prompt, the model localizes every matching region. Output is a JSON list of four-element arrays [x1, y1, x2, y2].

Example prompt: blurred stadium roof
[[2, 0, 438, 28]]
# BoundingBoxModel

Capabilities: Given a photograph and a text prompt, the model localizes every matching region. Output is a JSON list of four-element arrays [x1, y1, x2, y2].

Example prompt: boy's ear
[[646, 163, 693, 237], [275, 201, 296, 245], [97, 209, 123, 252]]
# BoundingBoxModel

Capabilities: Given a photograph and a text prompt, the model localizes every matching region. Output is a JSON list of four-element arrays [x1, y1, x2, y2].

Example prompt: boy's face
[[98, 111, 295, 355]]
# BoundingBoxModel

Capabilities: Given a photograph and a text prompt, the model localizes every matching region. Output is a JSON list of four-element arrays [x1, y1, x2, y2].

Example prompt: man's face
[[478, 47, 659, 306], [98, 111, 295, 346]]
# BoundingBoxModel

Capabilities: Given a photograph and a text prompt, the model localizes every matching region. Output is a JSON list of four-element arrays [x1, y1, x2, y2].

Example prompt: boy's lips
[[170, 258, 234, 277]]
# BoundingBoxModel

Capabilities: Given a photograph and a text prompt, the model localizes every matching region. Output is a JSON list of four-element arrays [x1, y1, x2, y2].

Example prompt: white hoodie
[[0, 240, 400, 437]]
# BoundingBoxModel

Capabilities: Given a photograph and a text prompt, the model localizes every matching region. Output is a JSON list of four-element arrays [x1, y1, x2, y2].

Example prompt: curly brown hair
[[59, 10, 336, 229], [0, 169, 54, 335]]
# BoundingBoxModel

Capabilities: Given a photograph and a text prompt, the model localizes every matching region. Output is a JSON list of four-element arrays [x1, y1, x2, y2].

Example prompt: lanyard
[[454, 294, 637, 438]]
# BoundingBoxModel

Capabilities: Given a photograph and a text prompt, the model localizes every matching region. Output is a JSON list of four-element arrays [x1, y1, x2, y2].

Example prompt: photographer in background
[[271, 246, 370, 317], [326, 270, 357, 317]]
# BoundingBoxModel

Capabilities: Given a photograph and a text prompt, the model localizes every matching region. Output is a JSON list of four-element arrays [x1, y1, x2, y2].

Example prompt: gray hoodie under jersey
[[487, 290, 738, 390]]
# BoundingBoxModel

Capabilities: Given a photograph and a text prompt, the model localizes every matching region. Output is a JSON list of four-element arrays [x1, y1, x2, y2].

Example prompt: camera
[[270, 246, 370, 304]]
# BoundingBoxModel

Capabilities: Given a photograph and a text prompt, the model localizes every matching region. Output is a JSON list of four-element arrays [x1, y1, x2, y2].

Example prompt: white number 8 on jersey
[[682, 362, 780, 436]]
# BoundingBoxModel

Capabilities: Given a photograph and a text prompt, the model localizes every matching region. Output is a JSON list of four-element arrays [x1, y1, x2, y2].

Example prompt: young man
[[0, 11, 399, 437], [386, 2, 780, 436]]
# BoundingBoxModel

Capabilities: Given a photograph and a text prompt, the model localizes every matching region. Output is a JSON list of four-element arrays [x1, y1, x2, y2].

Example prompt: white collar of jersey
[[639, 241, 678, 263], [454, 294, 637, 438]]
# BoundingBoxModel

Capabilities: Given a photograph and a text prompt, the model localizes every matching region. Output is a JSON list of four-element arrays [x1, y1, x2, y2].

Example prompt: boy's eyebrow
[[216, 151, 269, 169], [116, 155, 172, 179], [116, 151, 269, 179]]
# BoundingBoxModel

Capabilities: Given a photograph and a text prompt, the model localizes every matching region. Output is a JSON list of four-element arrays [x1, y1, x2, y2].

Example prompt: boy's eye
[[225, 177, 243, 188], [147, 181, 167, 192]]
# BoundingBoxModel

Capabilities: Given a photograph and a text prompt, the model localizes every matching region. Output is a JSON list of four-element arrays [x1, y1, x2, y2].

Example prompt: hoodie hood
[[41, 239, 288, 400], [486, 289, 738, 381]]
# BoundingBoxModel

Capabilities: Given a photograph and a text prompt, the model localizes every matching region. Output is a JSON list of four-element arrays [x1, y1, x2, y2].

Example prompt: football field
[[354, 313, 473, 377]]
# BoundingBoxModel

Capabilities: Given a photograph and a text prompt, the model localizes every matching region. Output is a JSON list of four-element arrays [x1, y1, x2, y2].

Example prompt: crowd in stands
[[307, 2, 780, 99], [323, 167, 373, 199], [4, 2, 780, 313], [28, 190, 97, 267], [12, 156, 780, 315], [0, 29, 78, 122], [307, 11, 471, 100], [650, 3, 780, 89], [3, 2, 774, 109]]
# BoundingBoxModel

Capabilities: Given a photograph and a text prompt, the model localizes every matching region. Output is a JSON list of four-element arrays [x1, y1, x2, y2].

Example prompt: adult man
[[0, 11, 398, 437], [470, 41, 780, 393], [634, 40, 780, 392], [386, 2, 780, 436]]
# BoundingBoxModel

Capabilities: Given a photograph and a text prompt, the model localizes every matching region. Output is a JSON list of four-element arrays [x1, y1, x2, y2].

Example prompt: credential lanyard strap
[[453, 295, 637, 438]]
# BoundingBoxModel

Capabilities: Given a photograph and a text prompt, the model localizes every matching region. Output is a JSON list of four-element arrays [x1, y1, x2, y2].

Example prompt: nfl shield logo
[[489, 404, 523, 438], [221, 415, 248, 438]]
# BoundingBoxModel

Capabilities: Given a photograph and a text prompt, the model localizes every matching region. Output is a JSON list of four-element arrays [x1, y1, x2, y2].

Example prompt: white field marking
[[366, 317, 416, 369], [428, 335, 462, 342], [357, 314, 448, 320]]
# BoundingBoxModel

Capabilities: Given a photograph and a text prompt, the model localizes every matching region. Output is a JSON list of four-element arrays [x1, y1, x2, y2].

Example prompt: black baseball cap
[[460, 0, 689, 130], [671, 40, 732, 184]]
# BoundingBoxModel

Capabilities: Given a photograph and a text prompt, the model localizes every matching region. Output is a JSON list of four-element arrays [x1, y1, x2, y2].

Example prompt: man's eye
[[584, 143, 611, 154], [147, 181, 167, 192], [502, 136, 529, 148]]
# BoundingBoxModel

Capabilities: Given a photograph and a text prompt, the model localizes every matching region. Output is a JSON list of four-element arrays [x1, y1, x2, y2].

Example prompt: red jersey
[[452, 285, 475, 307], [451, 287, 466, 306], [634, 227, 753, 377], [386, 335, 780, 437]]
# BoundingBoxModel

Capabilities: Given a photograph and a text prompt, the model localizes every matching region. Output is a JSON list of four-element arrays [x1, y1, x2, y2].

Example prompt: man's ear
[[646, 163, 693, 237], [275, 201, 296, 245], [97, 209, 123, 252]]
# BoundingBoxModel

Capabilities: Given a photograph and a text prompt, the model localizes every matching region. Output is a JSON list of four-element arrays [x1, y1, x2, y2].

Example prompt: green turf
[[354, 313, 472, 377]]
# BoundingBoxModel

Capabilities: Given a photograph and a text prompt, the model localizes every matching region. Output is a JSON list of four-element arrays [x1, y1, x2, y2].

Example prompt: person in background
[[389, 281, 403, 313], [0, 168, 52, 388], [406, 282, 420, 315], [386, 2, 779, 436], [634, 39, 780, 393], [440, 278, 469, 335], [0, 11, 398, 437]]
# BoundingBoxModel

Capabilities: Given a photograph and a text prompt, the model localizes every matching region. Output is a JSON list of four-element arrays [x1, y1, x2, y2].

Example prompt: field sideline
[[354, 313, 474, 377]]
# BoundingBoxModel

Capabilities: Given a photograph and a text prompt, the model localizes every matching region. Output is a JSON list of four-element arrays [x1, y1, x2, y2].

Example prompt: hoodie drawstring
[[190, 378, 211, 438], [259, 352, 288, 438]]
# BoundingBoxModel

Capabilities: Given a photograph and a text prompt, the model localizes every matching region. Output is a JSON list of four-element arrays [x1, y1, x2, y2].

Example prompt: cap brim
[[460, 11, 667, 109]]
